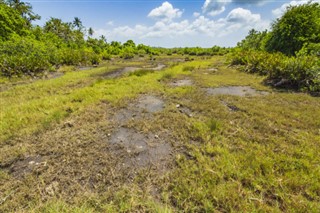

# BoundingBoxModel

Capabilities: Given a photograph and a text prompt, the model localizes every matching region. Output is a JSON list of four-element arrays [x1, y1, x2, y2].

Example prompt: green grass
[[0, 56, 319, 212]]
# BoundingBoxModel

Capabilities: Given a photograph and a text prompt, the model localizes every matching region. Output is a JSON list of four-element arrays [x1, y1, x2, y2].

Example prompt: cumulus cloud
[[202, 0, 271, 16], [272, 0, 320, 17], [202, 0, 228, 16], [107, 21, 114, 26], [94, 6, 269, 47], [193, 12, 201, 17], [226, 8, 260, 23], [148, 1, 183, 22], [233, 0, 268, 5]]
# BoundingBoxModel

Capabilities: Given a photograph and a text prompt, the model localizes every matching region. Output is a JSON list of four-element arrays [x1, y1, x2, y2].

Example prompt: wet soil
[[206, 86, 269, 97], [94, 64, 166, 79], [170, 79, 193, 87]]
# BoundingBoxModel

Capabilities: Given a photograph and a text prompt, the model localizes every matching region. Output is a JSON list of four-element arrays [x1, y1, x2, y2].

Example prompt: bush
[[0, 35, 56, 76], [229, 50, 320, 92]]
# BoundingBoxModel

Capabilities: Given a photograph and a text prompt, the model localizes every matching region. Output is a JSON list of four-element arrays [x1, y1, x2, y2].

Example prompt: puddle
[[136, 96, 164, 113], [109, 127, 172, 168], [113, 95, 164, 126], [170, 79, 193, 87], [7, 156, 47, 178], [206, 86, 269, 97]]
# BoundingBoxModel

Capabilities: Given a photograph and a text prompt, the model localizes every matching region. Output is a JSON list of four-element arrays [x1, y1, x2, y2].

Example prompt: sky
[[29, 0, 319, 47]]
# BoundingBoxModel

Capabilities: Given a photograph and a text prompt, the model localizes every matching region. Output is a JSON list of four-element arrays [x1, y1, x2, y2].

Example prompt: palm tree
[[6, 0, 40, 25], [88, 27, 94, 37], [73, 17, 83, 31], [100, 35, 107, 43]]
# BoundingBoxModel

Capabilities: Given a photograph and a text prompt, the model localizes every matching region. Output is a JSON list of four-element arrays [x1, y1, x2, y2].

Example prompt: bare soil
[[169, 79, 193, 87], [206, 86, 269, 96]]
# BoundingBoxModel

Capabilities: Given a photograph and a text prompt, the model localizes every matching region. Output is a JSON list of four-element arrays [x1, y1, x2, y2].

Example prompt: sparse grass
[[0, 56, 319, 212]]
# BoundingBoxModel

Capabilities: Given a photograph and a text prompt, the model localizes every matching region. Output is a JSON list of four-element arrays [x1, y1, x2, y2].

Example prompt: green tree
[[73, 17, 83, 31], [88, 27, 94, 37], [237, 29, 268, 51], [123, 39, 136, 48], [265, 2, 320, 56], [5, 0, 40, 26], [0, 2, 26, 40]]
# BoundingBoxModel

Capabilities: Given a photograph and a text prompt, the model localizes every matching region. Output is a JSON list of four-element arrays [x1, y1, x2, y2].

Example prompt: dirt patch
[[150, 64, 166, 71], [170, 79, 193, 87], [109, 127, 172, 169], [6, 156, 47, 178], [0, 72, 64, 92], [113, 95, 165, 125], [136, 95, 165, 113], [206, 86, 269, 97]]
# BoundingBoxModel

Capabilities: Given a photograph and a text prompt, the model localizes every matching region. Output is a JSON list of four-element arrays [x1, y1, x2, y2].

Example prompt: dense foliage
[[265, 2, 320, 56], [232, 2, 320, 93], [229, 49, 320, 92], [0, 0, 228, 78]]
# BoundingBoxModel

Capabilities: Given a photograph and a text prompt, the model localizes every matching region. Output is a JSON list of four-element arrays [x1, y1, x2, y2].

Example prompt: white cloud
[[107, 21, 114, 26], [94, 7, 269, 47], [202, 0, 271, 16], [227, 8, 260, 23], [148, 1, 183, 22], [193, 12, 201, 17], [272, 0, 320, 18], [202, 0, 228, 16]]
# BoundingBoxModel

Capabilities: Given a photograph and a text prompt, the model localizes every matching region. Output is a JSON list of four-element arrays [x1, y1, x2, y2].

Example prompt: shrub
[[0, 35, 56, 76], [229, 50, 320, 92]]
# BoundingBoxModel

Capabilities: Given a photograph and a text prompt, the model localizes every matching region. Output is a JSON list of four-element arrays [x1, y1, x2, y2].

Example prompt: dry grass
[[0, 56, 319, 212]]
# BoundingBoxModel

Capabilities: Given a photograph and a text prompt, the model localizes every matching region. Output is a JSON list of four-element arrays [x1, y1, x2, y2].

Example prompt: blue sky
[[29, 0, 319, 47]]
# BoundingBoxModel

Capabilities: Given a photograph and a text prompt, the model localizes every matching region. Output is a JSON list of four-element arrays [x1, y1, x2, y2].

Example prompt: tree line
[[231, 2, 319, 93], [0, 0, 228, 78]]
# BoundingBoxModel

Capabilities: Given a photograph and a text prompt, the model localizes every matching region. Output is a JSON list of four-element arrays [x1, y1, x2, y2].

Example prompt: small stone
[[155, 135, 159, 139], [176, 104, 181, 108], [63, 121, 73, 128], [107, 133, 111, 137], [29, 161, 35, 165]]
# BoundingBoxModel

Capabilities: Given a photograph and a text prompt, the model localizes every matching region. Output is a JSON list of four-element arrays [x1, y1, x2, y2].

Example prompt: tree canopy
[[265, 2, 320, 56]]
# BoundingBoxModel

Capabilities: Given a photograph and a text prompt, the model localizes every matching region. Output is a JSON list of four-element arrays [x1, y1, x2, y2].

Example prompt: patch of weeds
[[206, 118, 222, 133], [58, 65, 76, 73], [182, 65, 195, 72], [159, 72, 173, 81], [129, 69, 154, 77]]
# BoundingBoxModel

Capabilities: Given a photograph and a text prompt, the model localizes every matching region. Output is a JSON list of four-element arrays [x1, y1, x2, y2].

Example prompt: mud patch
[[109, 127, 172, 169], [113, 95, 165, 125], [150, 64, 166, 71], [7, 156, 47, 178], [136, 95, 165, 113], [170, 79, 193, 87], [206, 86, 269, 97]]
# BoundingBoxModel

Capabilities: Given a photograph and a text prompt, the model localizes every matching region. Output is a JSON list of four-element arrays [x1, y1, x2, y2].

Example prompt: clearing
[[0, 56, 319, 212]]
